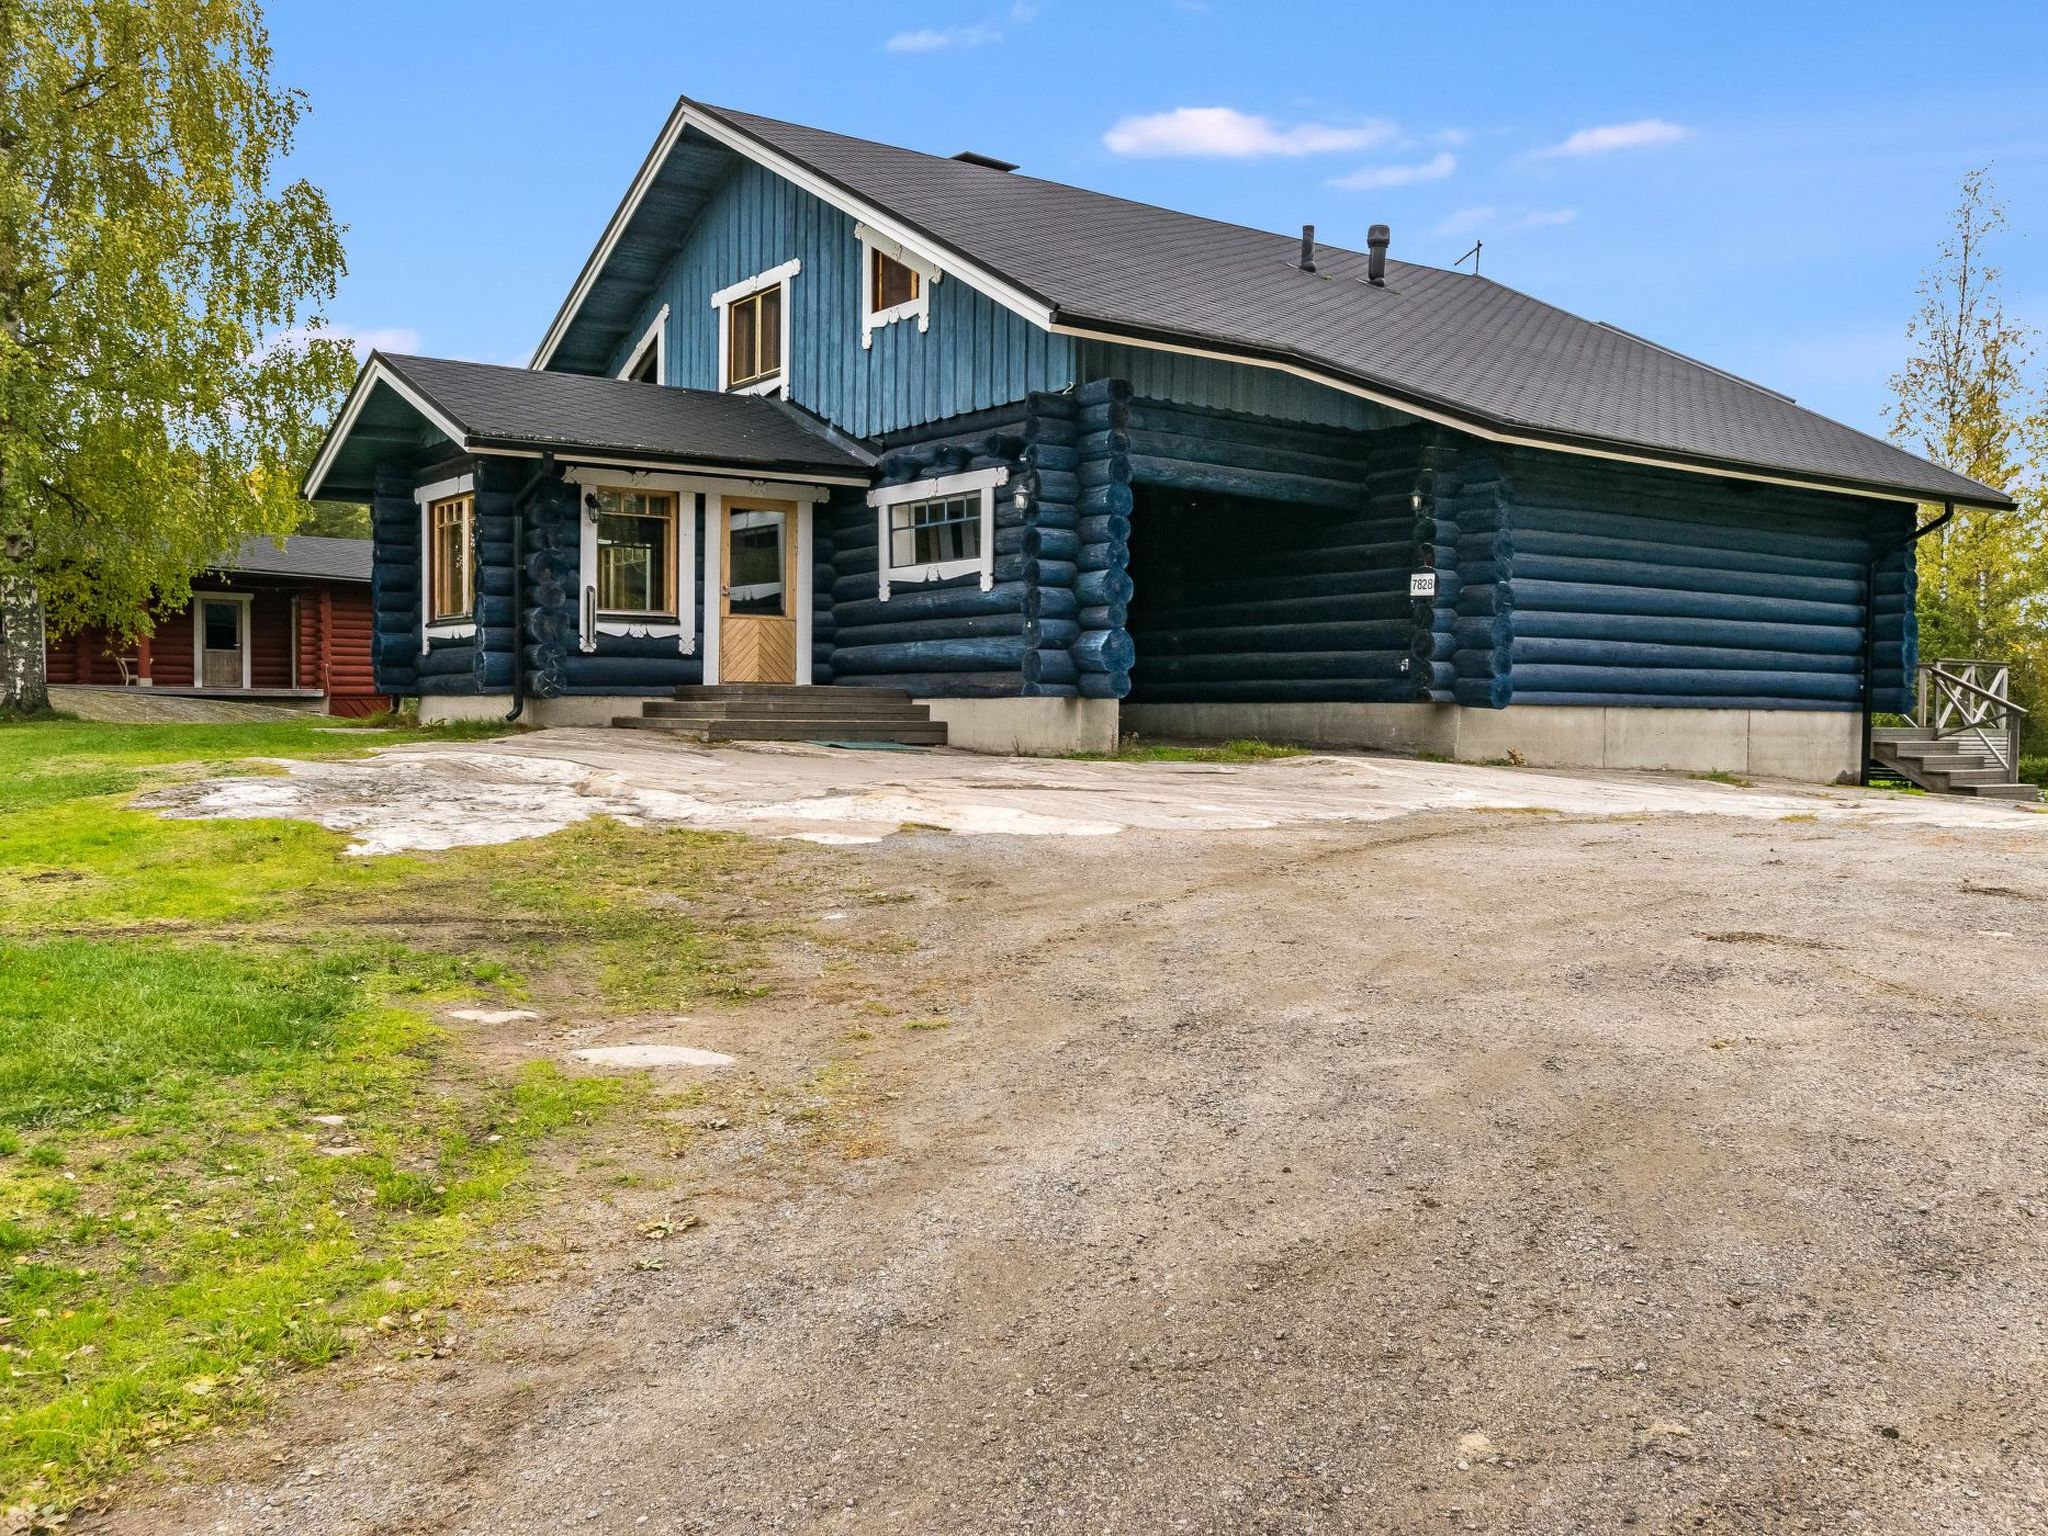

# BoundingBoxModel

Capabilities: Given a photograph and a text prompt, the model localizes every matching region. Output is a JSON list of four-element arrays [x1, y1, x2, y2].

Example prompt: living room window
[[868, 465, 1006, 599], [595, 489, 678, 615]]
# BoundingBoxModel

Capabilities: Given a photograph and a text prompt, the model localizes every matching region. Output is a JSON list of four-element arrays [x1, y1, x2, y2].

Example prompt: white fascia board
[[530, 100, 1056, 372], [473, 447, 865, 490], [303, 357, 469, 501], [1048, 321, 1952, 511], [617, 304, 670, 381], [710, 259, 801, 310], [854, 222, 942, 283], [867, 465, 1007, 508]]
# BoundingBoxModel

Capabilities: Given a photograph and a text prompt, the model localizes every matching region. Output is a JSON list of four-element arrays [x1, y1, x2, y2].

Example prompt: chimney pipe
[[1366, 224, 1390, 287], [1299, 224, 1317, 274]]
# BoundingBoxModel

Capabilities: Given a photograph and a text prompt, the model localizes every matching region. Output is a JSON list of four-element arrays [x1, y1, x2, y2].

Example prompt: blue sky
[[266, 0, 2048, 438]]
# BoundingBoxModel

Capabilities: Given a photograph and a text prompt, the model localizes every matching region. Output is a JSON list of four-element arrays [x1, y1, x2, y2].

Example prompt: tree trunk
[[1, 526, 48, 716]]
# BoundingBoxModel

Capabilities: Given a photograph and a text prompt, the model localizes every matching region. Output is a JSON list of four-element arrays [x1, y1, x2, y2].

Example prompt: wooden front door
[[719, 499, 798, 684], [197, 597, 247, 689]]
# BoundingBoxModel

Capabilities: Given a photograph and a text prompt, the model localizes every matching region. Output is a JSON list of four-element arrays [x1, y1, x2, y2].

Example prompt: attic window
[[856, 223, 938, 348], [871, 250, 920, 314], [711, 259, 799, 396]]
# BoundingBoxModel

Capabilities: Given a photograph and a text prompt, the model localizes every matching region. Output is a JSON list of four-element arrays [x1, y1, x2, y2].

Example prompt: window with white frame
[[869, 466, 1007, 598], [856, 223, 938, 348], [712, 259, 798, 395], [427, 492, 475, 621], [594, 489, 678, 616]]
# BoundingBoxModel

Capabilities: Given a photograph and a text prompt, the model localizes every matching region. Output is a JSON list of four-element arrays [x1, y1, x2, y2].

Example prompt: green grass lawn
[[0, 717, 788, 1525]]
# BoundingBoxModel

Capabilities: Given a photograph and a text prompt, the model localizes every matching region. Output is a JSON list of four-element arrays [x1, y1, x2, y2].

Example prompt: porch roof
[[305, 353, 877, 502]]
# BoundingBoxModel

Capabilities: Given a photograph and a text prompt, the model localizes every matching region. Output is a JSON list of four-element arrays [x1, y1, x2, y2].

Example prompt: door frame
[[704, 490, 815, 686], [191, 591, 253, 691]]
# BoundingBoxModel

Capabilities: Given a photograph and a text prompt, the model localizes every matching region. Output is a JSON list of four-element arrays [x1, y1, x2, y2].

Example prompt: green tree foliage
[[0, 0, 353, 712], [1889, 168, 2048, 721]]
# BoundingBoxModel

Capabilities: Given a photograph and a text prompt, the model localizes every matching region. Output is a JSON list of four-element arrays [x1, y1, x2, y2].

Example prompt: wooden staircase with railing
[[1871, 660, 2038, 801], [614, 684, 948, 746]]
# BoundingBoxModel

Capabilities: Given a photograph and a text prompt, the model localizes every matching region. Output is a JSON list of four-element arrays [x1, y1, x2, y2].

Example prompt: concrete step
[[642, 698, 934, 721], [706, 718, 947, 744], [671, 684, 914, 703], [1956, 781, 2043, 802], [614, 714, 947, 746], [1921, 767, 2021, 788]]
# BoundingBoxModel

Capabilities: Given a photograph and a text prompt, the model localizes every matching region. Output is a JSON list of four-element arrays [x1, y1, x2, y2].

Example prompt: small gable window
[[428, 492, 475, 621], [712, 260, 798, 396], [868, 466, 1007, 599], [856, 223, 938, 347], [727, 286, 781, 390], [595, 489, 678, 616], [871, 250, 920, 314]]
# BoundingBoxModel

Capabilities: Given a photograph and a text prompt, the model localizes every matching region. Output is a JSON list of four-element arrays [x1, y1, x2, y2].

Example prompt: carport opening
[[1125, 487, 1416, 705]]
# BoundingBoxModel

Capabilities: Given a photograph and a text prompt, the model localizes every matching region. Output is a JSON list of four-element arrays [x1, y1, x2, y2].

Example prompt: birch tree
[[0, 0, 352, 713], [1888, 167, 2047, 709]]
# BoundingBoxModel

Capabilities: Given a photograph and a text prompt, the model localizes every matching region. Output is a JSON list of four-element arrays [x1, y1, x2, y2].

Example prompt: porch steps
[[1871, 726, 2041, 801], [614, 684, 947, 747]]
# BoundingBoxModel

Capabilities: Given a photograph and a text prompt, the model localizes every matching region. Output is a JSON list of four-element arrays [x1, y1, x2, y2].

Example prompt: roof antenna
[[1454, 239, 1483, 276]]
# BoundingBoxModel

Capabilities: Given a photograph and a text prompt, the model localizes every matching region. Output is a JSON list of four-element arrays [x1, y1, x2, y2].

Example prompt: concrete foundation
[[1121, 702, 1862, 784], [419, 694, 657, 728], [917, 697, 1121, 756]]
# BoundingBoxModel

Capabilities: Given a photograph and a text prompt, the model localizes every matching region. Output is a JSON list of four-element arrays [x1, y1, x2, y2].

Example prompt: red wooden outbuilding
[[45, 535, 387, 717]]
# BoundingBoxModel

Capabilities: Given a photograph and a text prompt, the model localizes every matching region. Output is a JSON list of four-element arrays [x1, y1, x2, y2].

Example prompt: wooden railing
[[1914, 659, 2029, 782]]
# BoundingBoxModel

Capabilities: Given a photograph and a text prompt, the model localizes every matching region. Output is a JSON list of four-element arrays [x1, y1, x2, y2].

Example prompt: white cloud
[[1330, 151, 1456, 191], [1103, 106, 1395, 159], [1536, 118, 1692, 157], [1430, 206, 1578, 239], [1432, 206, 1496, 239], [887, 2, 1037, 51]]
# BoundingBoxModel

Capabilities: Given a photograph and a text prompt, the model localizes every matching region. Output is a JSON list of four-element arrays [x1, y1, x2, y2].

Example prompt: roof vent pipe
[[1366, 224, 1390, 287], [1299, 224, 1316, 274]]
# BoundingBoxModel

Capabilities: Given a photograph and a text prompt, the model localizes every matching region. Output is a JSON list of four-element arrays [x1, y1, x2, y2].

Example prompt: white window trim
[[617, 303, 669, 383], [191, 591, 254, 691], [566, 467, 701, 656], [415, 473, 477, 650], [868, 466, 1007, 600], [855, 223, 940, 348], [712, 258, 799, 397]]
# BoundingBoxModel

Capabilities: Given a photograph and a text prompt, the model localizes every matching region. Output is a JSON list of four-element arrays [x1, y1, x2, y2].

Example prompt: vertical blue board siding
[[1492, 453, 1915, 711], [607, 161, 1073, 438], [1076, 340, 1397, 431]]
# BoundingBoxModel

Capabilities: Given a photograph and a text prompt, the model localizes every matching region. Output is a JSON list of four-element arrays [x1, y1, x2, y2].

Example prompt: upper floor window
[[856, 224, 938, 348], [428, 492, 474, 621], [712, 259, 799, 395], [594, 489, 678, 615], [871, 250, 920, 314], [727, 286, 781, 390]]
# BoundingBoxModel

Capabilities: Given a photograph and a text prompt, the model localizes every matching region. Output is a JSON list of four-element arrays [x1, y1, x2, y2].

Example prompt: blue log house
[[302, 98, 2012, 780]]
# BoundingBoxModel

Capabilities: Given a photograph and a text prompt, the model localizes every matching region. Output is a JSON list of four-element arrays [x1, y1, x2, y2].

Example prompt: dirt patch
[[86, 806, 2048, 1535]]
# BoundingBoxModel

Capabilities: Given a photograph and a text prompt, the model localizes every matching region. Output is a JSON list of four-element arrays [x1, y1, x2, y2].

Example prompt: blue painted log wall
[[608, 159, 1073, 438], [1481, 453, 1916, 711]]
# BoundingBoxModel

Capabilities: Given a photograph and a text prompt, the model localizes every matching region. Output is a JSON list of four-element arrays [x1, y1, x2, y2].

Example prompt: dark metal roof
[[217, 534, 372, 583], [305, 353, 876, 500], [544, 97, 2006, 509]]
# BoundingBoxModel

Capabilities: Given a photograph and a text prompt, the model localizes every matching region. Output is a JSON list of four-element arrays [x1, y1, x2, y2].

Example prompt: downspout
[[504, 451, 556, 723], [1861, 499, 1955, 785]]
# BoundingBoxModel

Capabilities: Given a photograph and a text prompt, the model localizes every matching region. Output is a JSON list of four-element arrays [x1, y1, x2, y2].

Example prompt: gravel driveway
[[101, 754, 2048, 1535]]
